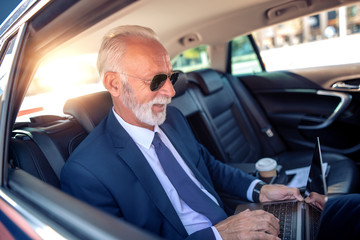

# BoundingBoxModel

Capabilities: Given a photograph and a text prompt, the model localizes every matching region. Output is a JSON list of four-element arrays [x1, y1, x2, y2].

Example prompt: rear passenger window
[[252, 3, 360, 71], [0, 36, 17, 101], [230, 35, 263, 75], [17, 53, 104, 122], [171, 45, 210, 72]]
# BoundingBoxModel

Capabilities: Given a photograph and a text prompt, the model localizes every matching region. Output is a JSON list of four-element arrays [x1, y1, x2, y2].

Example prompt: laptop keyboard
[[309, 204, 321, 239], [263, 201, 297, 240]]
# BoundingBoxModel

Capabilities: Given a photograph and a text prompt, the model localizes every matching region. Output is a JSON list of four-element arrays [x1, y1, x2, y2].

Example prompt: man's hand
[[259, 184, 303, 203], [215, 209, 281, 240], [305, 192, 326, 210]]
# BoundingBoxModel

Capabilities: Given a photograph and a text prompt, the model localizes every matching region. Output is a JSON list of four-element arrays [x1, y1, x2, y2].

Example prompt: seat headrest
[[173, 71, 188, 98], [186, 69, 224, 95], [63, 91, 113, 133]]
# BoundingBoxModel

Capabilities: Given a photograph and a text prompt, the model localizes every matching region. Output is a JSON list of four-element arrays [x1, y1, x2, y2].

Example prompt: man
[[61, 25, 303, 240]]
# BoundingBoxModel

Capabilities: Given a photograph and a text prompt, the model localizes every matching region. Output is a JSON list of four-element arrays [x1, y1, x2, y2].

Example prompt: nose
[[158, 78, 176, 98]]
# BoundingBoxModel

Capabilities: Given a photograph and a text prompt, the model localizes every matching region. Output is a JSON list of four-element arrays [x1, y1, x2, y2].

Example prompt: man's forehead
[[126, 37, 163, 50], [122, 53, 171, 78], [126, 39, 167, 56]]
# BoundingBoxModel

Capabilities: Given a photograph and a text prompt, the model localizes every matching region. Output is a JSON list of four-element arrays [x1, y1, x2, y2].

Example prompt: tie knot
[[152, 132, 162, 148]]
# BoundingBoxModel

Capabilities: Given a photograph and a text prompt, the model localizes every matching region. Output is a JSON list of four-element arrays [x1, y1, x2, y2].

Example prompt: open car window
[[171, 45, 210, 73], [251, 3, 360, 71], [230, 35, 263, 75], [0, 36, 17, 102], [16, 54, 105, 122]]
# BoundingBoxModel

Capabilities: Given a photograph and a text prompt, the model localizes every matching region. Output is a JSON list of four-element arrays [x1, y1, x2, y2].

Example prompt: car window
[[251, 4, 360, 71], [0, 36, 17, 101], [230, 35, 263, 75], [171, 45, 210, 72], [16, 53, 105, 122]]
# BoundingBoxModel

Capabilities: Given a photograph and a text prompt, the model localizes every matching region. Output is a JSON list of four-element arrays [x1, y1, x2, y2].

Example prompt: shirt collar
[[112, 108, 162, 149]]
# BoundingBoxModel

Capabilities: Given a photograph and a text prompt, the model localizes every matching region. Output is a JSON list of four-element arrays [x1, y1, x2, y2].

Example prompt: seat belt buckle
[[262, 127, 274, 138]]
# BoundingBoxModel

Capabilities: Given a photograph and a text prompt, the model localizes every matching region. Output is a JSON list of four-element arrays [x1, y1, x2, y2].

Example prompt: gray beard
[[120, 80, 171, 126]]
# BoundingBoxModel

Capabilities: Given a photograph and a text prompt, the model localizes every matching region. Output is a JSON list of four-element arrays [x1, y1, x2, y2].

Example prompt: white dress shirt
[[112, 108, 259, 239]]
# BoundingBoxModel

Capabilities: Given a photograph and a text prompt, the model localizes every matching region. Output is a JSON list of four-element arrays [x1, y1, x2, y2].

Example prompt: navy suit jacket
[[61, 106, 257, 239]]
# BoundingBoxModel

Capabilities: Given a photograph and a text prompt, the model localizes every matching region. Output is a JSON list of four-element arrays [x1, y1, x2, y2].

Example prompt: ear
[[104, 72, 121, 97]]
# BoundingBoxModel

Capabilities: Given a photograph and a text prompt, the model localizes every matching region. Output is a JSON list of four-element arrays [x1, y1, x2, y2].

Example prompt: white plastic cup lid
[[255, 158, 277, 172]]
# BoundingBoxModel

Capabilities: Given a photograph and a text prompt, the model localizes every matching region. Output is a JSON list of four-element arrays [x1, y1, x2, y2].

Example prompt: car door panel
[[238, 63, 360, 159]]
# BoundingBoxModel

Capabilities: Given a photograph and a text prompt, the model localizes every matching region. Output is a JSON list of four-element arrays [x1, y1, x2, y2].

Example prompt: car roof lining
[[27, 0, 136, 57], [34, 0, 359, 60]]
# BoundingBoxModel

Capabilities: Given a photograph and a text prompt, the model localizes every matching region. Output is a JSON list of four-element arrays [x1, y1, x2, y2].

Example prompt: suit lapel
[[106, 112, 188, 238]]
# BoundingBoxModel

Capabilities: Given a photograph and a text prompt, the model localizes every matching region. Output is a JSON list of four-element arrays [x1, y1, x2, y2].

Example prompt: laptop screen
[[305, 137, 328, 196]]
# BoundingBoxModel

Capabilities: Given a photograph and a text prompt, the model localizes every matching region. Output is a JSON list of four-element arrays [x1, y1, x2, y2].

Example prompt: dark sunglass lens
[[170, 72, 179, 84], [150, 74, 168, 91]]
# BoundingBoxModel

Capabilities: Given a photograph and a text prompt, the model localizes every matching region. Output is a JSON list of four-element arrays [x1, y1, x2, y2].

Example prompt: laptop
[[235, 137, 327, 240]]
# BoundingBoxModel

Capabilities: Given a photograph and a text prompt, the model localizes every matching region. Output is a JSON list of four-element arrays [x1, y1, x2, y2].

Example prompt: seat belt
[[14, 128, 65, 179], [226, 74, 283, 153]]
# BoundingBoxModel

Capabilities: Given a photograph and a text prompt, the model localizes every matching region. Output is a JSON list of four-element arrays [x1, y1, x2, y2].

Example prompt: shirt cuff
[[246, 179, 262, 202], [211, 226, 223, 240]]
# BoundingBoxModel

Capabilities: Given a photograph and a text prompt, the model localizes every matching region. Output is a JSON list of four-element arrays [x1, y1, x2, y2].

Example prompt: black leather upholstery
[[183, 70, 263, 163], [10, 117, 87, 187], [10, 137, 60, 187], [170, 69, 359, 194], [187, 70, 224, 95], [63, 91, 113, 133]]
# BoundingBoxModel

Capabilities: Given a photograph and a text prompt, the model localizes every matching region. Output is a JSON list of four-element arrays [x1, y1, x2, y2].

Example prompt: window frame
[[0, 24, 26, 185], [226, 34, 266, 75]]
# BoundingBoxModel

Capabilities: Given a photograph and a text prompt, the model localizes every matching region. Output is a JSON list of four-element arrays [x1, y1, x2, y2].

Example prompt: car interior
[[2, 0, 360, 238]]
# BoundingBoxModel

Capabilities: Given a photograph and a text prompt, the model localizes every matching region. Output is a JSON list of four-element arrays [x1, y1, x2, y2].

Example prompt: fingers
[[280, 186, 303, 201], [305, 199, 323, 210], [248, 209, 279, 223], [289, 187, 304, 201], [304, 192, 315, 203], [239, 210, 280, 236], [252, 210, 280, 235], [252, 231, 281, 240], [260, 185, 303, 202], [216, 209, 281, 240], [305, 192, 325, 210]]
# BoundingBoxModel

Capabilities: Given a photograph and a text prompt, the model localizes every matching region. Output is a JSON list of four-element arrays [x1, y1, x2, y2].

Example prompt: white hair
[[97, 25, 160, 80]]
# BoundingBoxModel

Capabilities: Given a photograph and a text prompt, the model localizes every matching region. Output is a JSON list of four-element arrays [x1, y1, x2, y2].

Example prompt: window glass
[[252, 4, 360, 71], [16, 53, 105, 122], [171, 45, 210, 72], [0, 37, 17, 100], [230, 35, 262, 75]]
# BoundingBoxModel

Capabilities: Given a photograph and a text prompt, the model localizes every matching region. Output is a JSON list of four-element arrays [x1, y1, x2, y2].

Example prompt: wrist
[[252, 182, 266, 203]]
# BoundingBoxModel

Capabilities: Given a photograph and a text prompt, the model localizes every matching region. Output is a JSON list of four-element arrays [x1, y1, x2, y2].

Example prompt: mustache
[[152, 96, 171, 105]]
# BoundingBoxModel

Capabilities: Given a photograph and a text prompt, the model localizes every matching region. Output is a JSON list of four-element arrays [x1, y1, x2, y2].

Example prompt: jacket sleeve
[[187, 227, 216, 240], [60, 161, 123, 218]]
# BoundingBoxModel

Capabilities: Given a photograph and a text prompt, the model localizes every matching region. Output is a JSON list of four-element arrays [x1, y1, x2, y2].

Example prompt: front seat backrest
[[63, 91, 113, 133]]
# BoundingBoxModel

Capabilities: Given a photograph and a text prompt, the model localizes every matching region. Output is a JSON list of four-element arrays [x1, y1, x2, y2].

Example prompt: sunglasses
[[120, 71, 180, 91]]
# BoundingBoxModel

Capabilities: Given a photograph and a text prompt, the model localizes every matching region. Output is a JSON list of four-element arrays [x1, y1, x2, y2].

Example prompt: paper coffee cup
[[255, 158, 277, 178]]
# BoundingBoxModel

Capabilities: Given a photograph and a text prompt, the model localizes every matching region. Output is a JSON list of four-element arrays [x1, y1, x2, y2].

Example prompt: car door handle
[[298, 90, 352, 130], [331, 82, 360, 90]]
